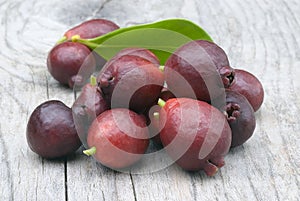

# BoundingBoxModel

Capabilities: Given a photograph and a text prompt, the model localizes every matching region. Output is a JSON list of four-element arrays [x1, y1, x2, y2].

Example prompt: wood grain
[[0, 0, 299, 200]]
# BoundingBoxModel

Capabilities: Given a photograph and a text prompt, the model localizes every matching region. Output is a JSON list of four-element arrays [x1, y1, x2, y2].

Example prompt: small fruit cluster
[[26, 19, 264, 176], [47, 19, 120, 88], [27, 19, 120, 159]]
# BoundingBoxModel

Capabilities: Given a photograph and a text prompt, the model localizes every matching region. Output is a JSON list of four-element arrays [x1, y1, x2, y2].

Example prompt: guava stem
[[83, 146, 96, 156], [153, 112, 160, 119], [159, 65, 165, 72], [90, 75, 97, 86], [158, 98, 166, 108], [71, 34, 81, 42], [56, 36, 67, 44]]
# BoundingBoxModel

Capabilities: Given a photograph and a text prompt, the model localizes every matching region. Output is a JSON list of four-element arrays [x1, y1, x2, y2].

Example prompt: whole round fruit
[[97, 54, 164, 113], [72, 78, 109, 147], [228, 69, 264, 111], [225, 90, 256, 147], [64, 19, 119, 40], [159, 98, 232, 176], [164, 40, 234, 104], [84, 108, 149, 169], [26, 100, 81, 159], [47, 42, 96, 88]]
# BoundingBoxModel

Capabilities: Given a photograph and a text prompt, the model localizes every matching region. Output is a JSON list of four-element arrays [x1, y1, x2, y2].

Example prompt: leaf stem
[[56, 36, 67, 44], [83, 146, 96, 156], [72, 36, 99, 50]]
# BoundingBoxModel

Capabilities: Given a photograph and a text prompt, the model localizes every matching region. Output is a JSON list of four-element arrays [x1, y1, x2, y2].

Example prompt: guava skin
[[228, 69, 264, 112], [97, 54, 164, 113], [192, 40, 230, 70], [47, 42, 96, 88], [26, 100, 81, 159], [194, 40, 235, 87], [64, 19, 120, 39], [87, 108, 149, 169], [159, 98, 232, 176], [72, 83, 109, 147], [105, 48, 160, 67], [225, 90, 256, 147], [164, 40, 232, 104]]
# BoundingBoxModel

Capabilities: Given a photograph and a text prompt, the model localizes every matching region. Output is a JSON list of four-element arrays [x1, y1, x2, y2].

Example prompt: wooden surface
[[0, 0, 299, 200]]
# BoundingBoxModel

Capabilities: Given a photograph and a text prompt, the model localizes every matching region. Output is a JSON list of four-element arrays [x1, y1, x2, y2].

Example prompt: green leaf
[[75, 18, 213, 65]]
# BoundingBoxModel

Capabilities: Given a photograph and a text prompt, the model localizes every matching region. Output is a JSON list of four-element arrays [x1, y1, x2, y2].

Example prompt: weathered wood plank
[[0, 65, 66, 201], [66, 153, 136, 201], [0, 1, 68, 200], [0, 0, 300, 200]]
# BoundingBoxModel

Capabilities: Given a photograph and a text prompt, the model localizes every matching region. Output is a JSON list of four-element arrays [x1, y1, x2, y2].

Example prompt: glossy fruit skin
[[225, 90, 256, 147], [47, 42, 96, 88], [195, 40, 230, 69], [105, 47, 160, 67], [26, 100, 81, 159], [228, 69, 264, 112], [97, 54, 164, 113], [165, 40, 234, 104], [194, 40, 235, 87], [159, 98, 232, 176], [64, 19, 119, 39], [72, 83, 109, 147], [87, 108, 149, 169]]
